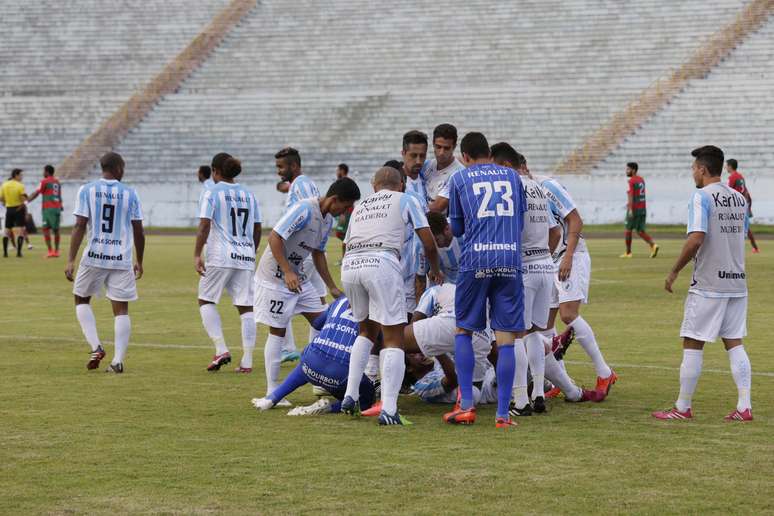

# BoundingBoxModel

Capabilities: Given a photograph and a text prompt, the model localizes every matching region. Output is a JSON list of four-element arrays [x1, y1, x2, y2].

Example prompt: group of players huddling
[[64, 123, 754, 426]]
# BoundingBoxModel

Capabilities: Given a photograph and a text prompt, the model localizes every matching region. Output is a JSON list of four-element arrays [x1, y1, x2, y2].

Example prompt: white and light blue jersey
[[534, 175, 588, 262], [309, 296, 359, 365], [420, 158, 465, 204], [199, 182, 261, 270], [286, 175, 320, 208], [415, 283, 456, 319], [202, 178, 215, 191], [346, 190, 428, 257], [405, 175, 428, 211], [73, 178, 142, 270], [448, 163, 526, 272], [417, 236, 461, 284]]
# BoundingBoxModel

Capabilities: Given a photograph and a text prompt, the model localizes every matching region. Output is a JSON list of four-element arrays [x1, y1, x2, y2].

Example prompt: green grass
[[1, 235, 772, 514]]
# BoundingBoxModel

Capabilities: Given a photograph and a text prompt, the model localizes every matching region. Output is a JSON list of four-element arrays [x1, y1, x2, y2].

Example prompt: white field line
[[3, 334, 773, 378]]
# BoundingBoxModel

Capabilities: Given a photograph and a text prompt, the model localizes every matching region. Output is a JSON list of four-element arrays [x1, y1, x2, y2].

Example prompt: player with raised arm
[[26, 165, 63, 257], [621, 162, 658, 258], [443, 132, 527, 428], [422, 123, 465, 214], [654, 146, 753, 422], [726, 158, 760, 253], [339, 166, 442, 425], [65, 152, 144, 373], [255, 178, 360, 405], [491, 142, 560, 415], [194, 157, 262, 373]]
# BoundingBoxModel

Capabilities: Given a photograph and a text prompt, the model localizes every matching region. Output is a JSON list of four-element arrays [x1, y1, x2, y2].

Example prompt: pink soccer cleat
[[724, 408, 753, 421], [651, 407, 693, 420]]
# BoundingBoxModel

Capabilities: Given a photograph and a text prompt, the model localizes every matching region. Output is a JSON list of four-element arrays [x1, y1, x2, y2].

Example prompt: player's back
[[286, 174, 320, 207], [40, 177, 62, 209], [309, 296, 360, 364], [449, 163, 525, 271], [521, 175, 555, 262], [416, 283, 456, 318], [534, 174, 588, 261], [727, 171, 747, 195], [201, 182, 260, 269], [346, 190, 419, 257]]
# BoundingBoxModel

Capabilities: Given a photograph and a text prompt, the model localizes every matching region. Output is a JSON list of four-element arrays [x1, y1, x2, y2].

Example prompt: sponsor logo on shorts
[[474, 267, 519, 278], [302, 362, 344, 388]]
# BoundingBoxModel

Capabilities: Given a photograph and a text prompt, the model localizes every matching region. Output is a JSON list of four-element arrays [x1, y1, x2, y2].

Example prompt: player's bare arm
[[414, 274, 427, 303], [428, 196, 449, 213], [65, 215, 88, 281], [548, 225, 561, 254], [665, 232, 705, 293], [193, 218, 211, 276], [559, 209, 583, 281], [415, 227, 443, 285], [311, 249, 342, 298], [132, 220, 145, 280], [435, 353, 458, 392], [268, 230, 300, 293], [252, 222, 262, 250]]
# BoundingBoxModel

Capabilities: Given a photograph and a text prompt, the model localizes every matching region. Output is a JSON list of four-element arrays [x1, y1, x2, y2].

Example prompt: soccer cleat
[[532, 396, 546, 413], [280, 350, 300, 363], [52, 250, 60, 257], [651, 407, 693, 420], [619, 252, 633, 259], [105, 362, 124, 374], [751, 247, 760, 254], [580, 388, 605, 402], [378, 410, 412, 426], [27, 243, 33, 250], [234, 366, 252, 373], [251, 397, 275, 411], [724, 408, 753, 421], [650, 244, 660, 258], [552, 327, 575, 361], [495, 417, 518, 428], [545, 386, 562, 399], [46, 250, 56, 258], [311, 385, 330, 397], [87, 346, 106, 370], [287, 398, 334, 416], [361, 400, 383, 417], [275, 398, 292, 408], [206, 352, 231, 371], [509, 402, 532, 417], [340, 395, 360, 416], [595, 370, 618, 395], [443, 406, 477, 425]]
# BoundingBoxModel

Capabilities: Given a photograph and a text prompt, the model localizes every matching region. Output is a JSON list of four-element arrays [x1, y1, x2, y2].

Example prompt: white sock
[[569, 316, 612, 378], [676, 349, 703, 412], [526, 333, 546, 399], [283, 323, 296, 353], [264, 334, 285, 395], [75, 304, 101, 351], [112, 315, 130, 365], [545, 352, 582, 401], [344, 336, 373, 401], [512, 338, 529, 408], [308, 326, 320, 343], [380, 348, 405, 416], [199, 304, 228, 355], [540, 327, 557, 342], [727, 345, 752, 411], [240, 312, 256, 369], [365, 353, 380, 382]]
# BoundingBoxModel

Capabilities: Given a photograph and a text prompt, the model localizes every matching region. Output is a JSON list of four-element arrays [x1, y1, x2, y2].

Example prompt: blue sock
[[268, 364, 308, 404], [496, 345, 516, 419], [455, 333, 475, 410]]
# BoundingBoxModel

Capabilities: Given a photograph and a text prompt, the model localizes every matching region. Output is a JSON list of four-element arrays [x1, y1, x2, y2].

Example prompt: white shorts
[[73, 264, 137, 302], [304, 255, 328, 299], [342, 252, 406, 326], [254, 283, 325, 328], [551, 252, 590, 308], [680, 293, 747, 342], [412, 316, 491, 381], [523, 259, 554, 329], [404, 275, 417, 314], [198, 266, 254, 306]]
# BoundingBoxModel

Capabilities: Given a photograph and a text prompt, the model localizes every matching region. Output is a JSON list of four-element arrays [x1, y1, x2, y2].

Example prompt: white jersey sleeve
[[287, 175, 320, 207], [274, 202, 312, 240]]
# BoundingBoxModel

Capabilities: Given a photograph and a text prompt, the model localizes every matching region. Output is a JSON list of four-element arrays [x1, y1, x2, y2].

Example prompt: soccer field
[[2, 235, 772, 514]]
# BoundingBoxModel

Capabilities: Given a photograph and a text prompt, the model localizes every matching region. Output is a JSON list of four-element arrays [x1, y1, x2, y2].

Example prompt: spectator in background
[[726, 159, 760, 253], [334, 163, 352, 261]]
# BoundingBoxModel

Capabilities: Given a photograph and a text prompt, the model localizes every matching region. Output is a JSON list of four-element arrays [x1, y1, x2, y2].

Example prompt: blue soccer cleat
[[341, 395, 360, 416], [378, 410, 412, 426]]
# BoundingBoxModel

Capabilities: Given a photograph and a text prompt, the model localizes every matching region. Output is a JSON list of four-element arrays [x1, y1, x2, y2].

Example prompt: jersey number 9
[[472, 181, 514, 218], [101, 204, 115, 233]]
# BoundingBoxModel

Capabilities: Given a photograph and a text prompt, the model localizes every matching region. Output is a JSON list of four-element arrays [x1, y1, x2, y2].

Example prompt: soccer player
[[255, 177, 360, 404], [534, 173, 618, 395], [251, 295, 378, 415], [334, 164, 352, 260], [621, 162, 658, 258], [414, 211, 461, 301], [65, 152, 144, 373], [336, 163, 349, 179], [421, 123, 465, 214], [491, 142, 560, 415], [401, 130, 429, 209], [444, 132, 527, 428], [197, 164, 215, 191], [654, 146, 753, 421], [340, 166, 441, 425], [1, 168, 28, 258], [195, 157, 262, 373], [726, 158, 760, 253], [26, 165, 63, 257]]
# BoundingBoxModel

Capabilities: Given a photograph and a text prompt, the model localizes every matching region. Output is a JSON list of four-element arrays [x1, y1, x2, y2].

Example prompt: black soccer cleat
[[532, 396, 546, 413], [87, 346, 106, 370], [509, 402, 533, 417], [105, 363, 124, 374]]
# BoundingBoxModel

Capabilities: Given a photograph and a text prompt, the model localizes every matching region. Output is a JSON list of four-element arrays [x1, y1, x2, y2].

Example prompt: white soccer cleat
[[275, 398, 292, 408], [251, 397, 275, 411], [287, 398, 333, 416], [311, 385, 331, 397]]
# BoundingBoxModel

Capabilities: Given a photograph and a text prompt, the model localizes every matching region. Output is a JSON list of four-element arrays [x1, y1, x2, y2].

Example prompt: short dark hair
[[275, 147, 301, 167], [726, 159, 738, 170], [383, 160, 403, 170], [211, 152, 231, 172], [44, 164, 55, 175], [11, 168, 22, 178], [433, 123, 458, 146], [490, 142, 525, 168], [325, 177, 361, 202], [100, 152, 124, 173], [460, 132, 490, 160], [402, 130, 428, 151], [427, 211, 449, 235], [221, 157, 242, 179], [626, 162, 638, 171], [337, 163, 349, 174], [198, 165, 211, 179], [691, 145, 724, 177]]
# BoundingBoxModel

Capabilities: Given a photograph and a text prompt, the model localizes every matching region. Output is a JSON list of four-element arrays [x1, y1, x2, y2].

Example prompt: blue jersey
[[286, 175, 320, 208], [308, 297, 360, 365], [73, 178, 142, 270], [448, 163, 526, 272]]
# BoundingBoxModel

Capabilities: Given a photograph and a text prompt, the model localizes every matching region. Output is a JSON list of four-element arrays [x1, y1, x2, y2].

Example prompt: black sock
[[2, 237, 8, 257], [16, 236, 23, 256]]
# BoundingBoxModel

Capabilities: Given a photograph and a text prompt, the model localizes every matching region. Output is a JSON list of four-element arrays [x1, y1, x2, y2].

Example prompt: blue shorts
[[300, 346, 376, 408], [455, 269, 525, 332]]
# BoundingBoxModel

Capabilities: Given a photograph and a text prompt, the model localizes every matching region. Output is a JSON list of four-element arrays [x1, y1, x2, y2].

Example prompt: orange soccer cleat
[[595, 370, 618, 395], [443, 405, 477, 425], [361, 400, 382, 417], [495, 416, 518, 428]]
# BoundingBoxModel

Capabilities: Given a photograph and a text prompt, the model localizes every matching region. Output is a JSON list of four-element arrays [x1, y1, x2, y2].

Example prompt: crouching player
[[251, 295, 377, 415]]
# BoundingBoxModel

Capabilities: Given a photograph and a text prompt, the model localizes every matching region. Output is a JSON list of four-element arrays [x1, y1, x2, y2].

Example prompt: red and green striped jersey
[[727, 171, 746, 195], [37, 177, 62, 209], [627, 175, 646, 212]]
